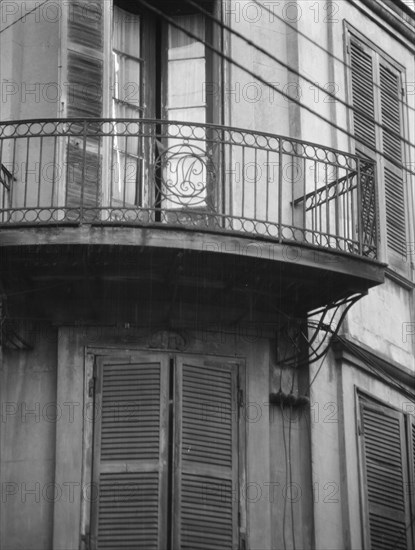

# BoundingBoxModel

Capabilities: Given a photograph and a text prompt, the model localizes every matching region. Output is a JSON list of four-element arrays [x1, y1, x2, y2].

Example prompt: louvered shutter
[[408, 416, 415, 543], [350, 41, 377, 150], [359, 397, 413, 550], [174, 358, 240, 550], [65, 0, 104, 212], [349, 40, 379, 253], [350, 36, 408, 264], [379, 63, 406, 257], [90, 354, 169, 550]]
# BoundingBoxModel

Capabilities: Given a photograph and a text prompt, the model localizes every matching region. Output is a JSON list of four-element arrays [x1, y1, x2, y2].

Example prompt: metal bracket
[[276, 292, 366, 369]]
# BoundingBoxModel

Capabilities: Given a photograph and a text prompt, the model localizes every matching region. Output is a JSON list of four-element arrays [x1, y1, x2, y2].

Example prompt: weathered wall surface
[[0, 2, 413, 550], [0, 1, 60, 121], [0, 326, 57, 549], [294, 2, 414, 548]]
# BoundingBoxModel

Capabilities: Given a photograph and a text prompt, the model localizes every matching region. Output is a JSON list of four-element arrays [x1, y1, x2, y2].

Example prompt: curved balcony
[[0, 118, 379, 255], [0, 119, 385, 319], [0, 119, 385, 316]]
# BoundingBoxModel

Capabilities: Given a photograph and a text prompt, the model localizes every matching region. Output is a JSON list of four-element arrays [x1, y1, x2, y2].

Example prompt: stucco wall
[[0, 1, 61, 121], [0, 325, 57, 550]]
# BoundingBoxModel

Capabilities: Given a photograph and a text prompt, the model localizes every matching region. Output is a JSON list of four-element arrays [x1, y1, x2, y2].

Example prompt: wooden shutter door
[[65, 1, 104, 213], [173, 357, 241, 550], [379, 62, 406, 258], [349, 40, 377, 151], [90, 354, 169, 549], [359, 397, 413, 550], [349, 39, 378, 250], [408, 416, 415, 544]]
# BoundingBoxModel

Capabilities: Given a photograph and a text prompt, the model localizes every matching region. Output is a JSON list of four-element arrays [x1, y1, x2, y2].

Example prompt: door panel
[[173, 357, 240, 550], [87, 351, 241, 549], [90, 354, 169, 550]]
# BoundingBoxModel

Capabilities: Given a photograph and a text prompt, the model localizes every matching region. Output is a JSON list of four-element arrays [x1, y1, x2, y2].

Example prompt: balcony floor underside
[[0, 226, 385, 321]]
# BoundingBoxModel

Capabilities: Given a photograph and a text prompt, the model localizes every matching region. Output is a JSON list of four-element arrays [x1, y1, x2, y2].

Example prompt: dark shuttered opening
[[87, 353, 243, 549], [358, 395, 415, 550]]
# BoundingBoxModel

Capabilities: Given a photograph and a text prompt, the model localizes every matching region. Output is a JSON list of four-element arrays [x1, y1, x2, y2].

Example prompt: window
[[109, 1, 216, 211], [347, 32, 408, 270], [112, 1, 212, 121], [358, 394, 415, 549], [111, 6, 143, 206], [83, 352, 245, 549]]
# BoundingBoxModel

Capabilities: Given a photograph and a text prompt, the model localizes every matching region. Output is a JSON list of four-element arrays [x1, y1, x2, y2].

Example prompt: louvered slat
[[380, 65, 402, 163], [181, 475, 233, 549], [384, 168, 406, 255], [97, 472, 159, 549], [65, 0, 104, 211], [379, 63, 406, 256], [175, 359, 239, 549], [412, 421, 415, 474], [182, 364, 233, 468], [350, 42, 376, 149], [91, 356, 168, 550], [410, 419, 415, 544], [100, 363, 160, 461], [360, 399, 411, 550], [369, 514, 407, 550]]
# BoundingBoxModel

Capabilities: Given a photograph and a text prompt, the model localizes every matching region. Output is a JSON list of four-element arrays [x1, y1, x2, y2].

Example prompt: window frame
[[109, 0, 218, 122], [345, 23, 411, 277], [356, 390, 415, 549], [105, 1, 222, 215]]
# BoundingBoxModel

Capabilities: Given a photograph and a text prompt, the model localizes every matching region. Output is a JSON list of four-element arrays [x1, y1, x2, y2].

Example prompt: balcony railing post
[[80, 120, 88, 223], [334, 165, 340, 246], [10, 137, 17, 209], [356, 158, 363, 256], [373, 165, 379, 259], [278, 142, 283, 243]]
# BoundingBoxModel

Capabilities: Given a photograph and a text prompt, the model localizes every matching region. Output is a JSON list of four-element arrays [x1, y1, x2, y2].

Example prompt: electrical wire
[[134, 0, 415, 177], [0, 0, 50, 35], [250, 0, 415, 113], [280, 400, 288, 550], [335, 336, 415, 403], [184, 0, 415, 144], [306, 349, 330, 394], [288, 402, 297, 550], [2, 0, 414, 175], [288, 350, 297, 550], [304, 333, 415, 404]]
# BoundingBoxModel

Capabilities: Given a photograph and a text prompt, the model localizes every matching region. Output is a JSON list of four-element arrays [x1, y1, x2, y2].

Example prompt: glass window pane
[[113, 6, 140, 57], [112, 150, 139, 205], [168, 14, 205, 60], [113, 54, 141, 106], [168, 58, 205, 109], [167, 14, 206, 122], [112, 5, 142, 205], [165, 15, 208, 209], [112, 6, 141, 112], [167, 107, 206, 124]]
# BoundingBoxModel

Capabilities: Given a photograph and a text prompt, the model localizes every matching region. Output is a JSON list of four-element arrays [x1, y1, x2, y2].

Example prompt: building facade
[[0, 1, 414, 549]]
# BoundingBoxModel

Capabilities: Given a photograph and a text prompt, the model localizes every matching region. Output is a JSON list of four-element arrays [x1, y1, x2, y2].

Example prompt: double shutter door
[[349, 37, 406, 260], [359, 396, 415, 550], [86, 352, 242, 550]]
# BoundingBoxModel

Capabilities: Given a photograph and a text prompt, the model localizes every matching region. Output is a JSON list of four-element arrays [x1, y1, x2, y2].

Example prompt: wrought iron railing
[[0, 119, 378, 259]]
